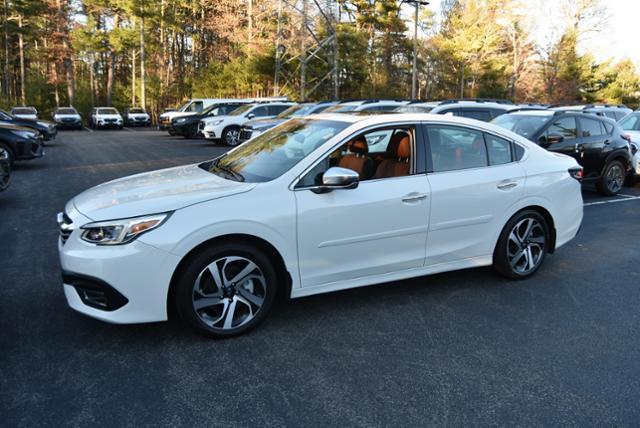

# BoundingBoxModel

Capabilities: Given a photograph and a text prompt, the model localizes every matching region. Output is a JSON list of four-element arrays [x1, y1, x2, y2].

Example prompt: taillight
[[569, 166, 583, 181]]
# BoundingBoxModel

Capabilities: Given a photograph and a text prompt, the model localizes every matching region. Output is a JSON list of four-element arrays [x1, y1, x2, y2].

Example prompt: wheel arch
[[494, 204, 557, 258], [602, 149, 631, 175], [166, 233, 292, 319]]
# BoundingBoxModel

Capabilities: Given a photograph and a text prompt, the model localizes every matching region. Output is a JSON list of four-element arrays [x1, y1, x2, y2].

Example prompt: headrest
[[387, 131, 410, 154], [472, 136, 485, 151], [348, 136, 368, 155], [397, 136, 411, 158]]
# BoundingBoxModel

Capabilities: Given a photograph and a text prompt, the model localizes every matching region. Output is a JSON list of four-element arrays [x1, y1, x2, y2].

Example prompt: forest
[[1, 0, 638, 120]]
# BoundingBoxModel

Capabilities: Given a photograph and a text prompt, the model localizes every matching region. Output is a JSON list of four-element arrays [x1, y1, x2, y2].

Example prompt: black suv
[[0, 124, 45, 165], [0, 109, 57, 141], [551, 104, 632, 121], [429, 99, 517, 122], [492, 110, 631, 195]]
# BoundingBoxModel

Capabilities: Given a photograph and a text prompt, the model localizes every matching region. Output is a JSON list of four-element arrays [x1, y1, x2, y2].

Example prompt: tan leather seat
[[339, 136, 373, 178], [373, 132, 411, 178]]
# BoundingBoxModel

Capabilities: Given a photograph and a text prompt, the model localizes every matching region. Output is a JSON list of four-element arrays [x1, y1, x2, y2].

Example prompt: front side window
[[428, 126, 487, 172], [268, 105, 291, 116], [580, 117, 604, 137], [251, 106, 270, 117], [185, 101, 203, 112], [298, 126, 415, 187], [620, 114, 640, 131], [200, 119, 349, 183], [546, 117, 578, 141]]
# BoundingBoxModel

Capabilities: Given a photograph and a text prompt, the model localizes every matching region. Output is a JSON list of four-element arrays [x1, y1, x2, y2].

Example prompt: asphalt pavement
[[1, 128, 640, 426]]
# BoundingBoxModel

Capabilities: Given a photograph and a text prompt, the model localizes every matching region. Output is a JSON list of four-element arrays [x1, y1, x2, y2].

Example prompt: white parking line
[[584, 196, 640, 206], [84, 127, 93, 133], [123, 127, 134, 132]]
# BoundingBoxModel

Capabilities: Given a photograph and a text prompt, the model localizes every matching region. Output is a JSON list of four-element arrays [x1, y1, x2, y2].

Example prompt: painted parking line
[[84, 127, 93, 133], [584, 195, 640, 206], [123, 127, 134, 132]]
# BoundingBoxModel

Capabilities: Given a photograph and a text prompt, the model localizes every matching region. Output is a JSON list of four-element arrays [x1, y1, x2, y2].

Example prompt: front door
[[294, 125, 430, 288]]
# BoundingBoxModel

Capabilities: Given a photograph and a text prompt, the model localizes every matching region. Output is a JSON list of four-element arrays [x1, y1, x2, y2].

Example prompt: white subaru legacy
[[58, 113, 584, 337]]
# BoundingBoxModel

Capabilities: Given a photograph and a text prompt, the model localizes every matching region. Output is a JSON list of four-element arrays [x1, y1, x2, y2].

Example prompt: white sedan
[[58, 114, 583, 337]]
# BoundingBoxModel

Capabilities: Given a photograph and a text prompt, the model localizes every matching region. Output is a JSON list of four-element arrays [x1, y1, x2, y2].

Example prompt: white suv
[[58, 113, 583, 338], [200, 102, 294, 146], [90, 107, 123, 129]]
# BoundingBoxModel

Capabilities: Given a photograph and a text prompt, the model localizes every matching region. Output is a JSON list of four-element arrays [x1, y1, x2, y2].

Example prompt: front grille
[[104, 118, 116, 123], [161, 117, 171, 125], [57, 212, 73, 244], [239, 129, 253, 141], [198, 121, 205, 131]]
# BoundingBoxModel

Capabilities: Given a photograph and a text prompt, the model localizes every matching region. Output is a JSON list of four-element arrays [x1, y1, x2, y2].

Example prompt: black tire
[[222, 126, 241, 147], [175, 242, 278, 338], [168, 129, 176, 136], [493, 210, 550, 280], [184, 124, 198, 139], [596, 160, 625, 196]]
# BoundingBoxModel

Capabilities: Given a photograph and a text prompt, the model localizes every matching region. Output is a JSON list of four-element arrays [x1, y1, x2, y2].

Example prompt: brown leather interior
[[338, 136, 373, 178], [373, 131, 411, 179]]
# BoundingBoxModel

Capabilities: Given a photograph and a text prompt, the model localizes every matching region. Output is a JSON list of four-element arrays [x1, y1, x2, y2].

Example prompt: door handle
[[402, 192, 428, 202], [497, 181, 518, 190]]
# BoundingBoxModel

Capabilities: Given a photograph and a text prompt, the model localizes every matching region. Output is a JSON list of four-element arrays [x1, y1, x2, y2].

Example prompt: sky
[[415, 0, 640, 70]]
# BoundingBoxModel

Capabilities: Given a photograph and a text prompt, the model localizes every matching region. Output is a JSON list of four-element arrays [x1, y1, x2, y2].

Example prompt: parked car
[[0, 109, 57, 141], [551, 104, 632, 121], [619, 112, 640, 178], [238, 101, 337, 143], [492, 110, 631, 195], [52, 107, 83, 130], [171, 102, 250, 139], [200, 102, 294, 146], [11, 106, 38, 120], [0, 145, 10, 192], [159, 98, 288, 133], [58, 113, 583, 338], [89, 107, 124, 129], [0, 123, 44, 164], [394, 101, 441, 113], [429, 99, 516, 121], [123, 108, 151, 126], [324, 99, 408, 113]]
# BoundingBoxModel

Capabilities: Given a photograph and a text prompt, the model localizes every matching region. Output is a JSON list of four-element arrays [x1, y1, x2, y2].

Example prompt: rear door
[[424, 124, 525, 265], [577, 116, 608, 176]]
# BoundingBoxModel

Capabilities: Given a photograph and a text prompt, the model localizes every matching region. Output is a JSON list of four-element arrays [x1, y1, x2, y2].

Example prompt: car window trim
[[290, 121, 426, 191]]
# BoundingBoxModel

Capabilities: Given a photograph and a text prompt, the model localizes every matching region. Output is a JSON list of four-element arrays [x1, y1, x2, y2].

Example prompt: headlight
[[36, 121, 49, 127], [80, 213, 171, 245], [209, 120, 224, 127], [11, 129, 37, 139]]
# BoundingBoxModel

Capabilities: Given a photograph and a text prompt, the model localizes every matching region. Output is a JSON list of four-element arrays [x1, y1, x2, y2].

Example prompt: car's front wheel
[[222, 126, 241, 147], [493, 210, 550, 280], [185, 124, 198, 139], [0, 144, 15, 165], [596, 160, 625, 196], [175, 242, 278, 338]]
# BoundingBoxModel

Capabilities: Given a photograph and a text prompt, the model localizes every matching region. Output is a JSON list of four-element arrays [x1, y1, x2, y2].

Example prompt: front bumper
[[202, 124, 220, 140], [58, 207, 181, 324], [42, 127, 57, 140], [55, 120, 82, 129], [632, 152, 640, 176], [16, 137, 44, 160]]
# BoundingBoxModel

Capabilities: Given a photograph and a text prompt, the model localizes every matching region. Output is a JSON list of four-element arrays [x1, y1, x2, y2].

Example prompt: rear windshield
[[97, 108, 119, 115], [56, 108, 77, 115], [491, 114, 553, 139], [12, 107, 36, 115]]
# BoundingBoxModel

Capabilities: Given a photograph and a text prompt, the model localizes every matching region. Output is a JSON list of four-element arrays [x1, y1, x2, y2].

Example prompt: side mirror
[[311, 167, 359, 194], [246, 113, 255, 120], [539, 134, 563, 147]]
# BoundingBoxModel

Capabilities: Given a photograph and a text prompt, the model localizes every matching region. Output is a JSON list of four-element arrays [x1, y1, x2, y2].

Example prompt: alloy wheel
[[606, 163, 624, 194], [192, 256, 267, 331], [225, 129, 240, 146], [0, 147, 10, 190], [506, 217, 546, 275]]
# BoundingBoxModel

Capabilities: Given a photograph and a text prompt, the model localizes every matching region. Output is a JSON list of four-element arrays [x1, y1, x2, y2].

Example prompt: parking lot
[[2, 129, 640, 426]]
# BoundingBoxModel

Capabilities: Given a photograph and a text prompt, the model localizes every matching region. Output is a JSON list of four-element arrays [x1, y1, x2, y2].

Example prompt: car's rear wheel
[[175, 242, 278, 338], [223, 126, 241, 146], [494, 210, 549, 280], [596, 160, 625, 196]]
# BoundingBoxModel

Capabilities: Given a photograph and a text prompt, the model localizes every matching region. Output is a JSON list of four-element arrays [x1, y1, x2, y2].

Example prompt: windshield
[[98, 108, 119, 115], [620, 114, 640, 131], [0, 110, 12, 120], [277, 104, 319, 118], [492, 114, 553, 139], [324, 104, 359, 113], [129, 108, 145, 114], [12, 107, 36, 115], [199, 118, 350, 183], [177, 102, 191, 112], [229, 104, 255, 116], [56, 108, 77, 115]]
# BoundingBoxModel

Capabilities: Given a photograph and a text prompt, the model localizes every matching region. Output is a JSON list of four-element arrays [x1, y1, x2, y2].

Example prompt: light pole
[[407, 0, 429, 99]]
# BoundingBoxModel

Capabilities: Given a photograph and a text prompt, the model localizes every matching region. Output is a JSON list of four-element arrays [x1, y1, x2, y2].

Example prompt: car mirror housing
[[311, 167, 359, 194], [631, 142, 638, 155], [246, 113, 255, 120]]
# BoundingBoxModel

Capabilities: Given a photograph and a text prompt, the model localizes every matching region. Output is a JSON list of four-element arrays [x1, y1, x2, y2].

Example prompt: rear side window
[[428, 126, 488, 172], [546, 117, 578, 141], [513, 143, 525, 161], [602, 122, 614, 134], [614, 112, 627, 121], [580, 117, 605, 137], [268, 105, 290, 115], [485, 134, 512, 166]]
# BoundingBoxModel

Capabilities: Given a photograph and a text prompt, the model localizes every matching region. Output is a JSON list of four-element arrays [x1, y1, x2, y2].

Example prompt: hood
[[160, 111, 195, 120], [72, 163, 255, 221], [0, 122, 39, 133], [245, 118, 285, 130], [54, 114, 81, 120], [97, 114, 122, 119], [14, 114, 37, 120], [128, 113, 149, 118], [5, 117, 50, 131]]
